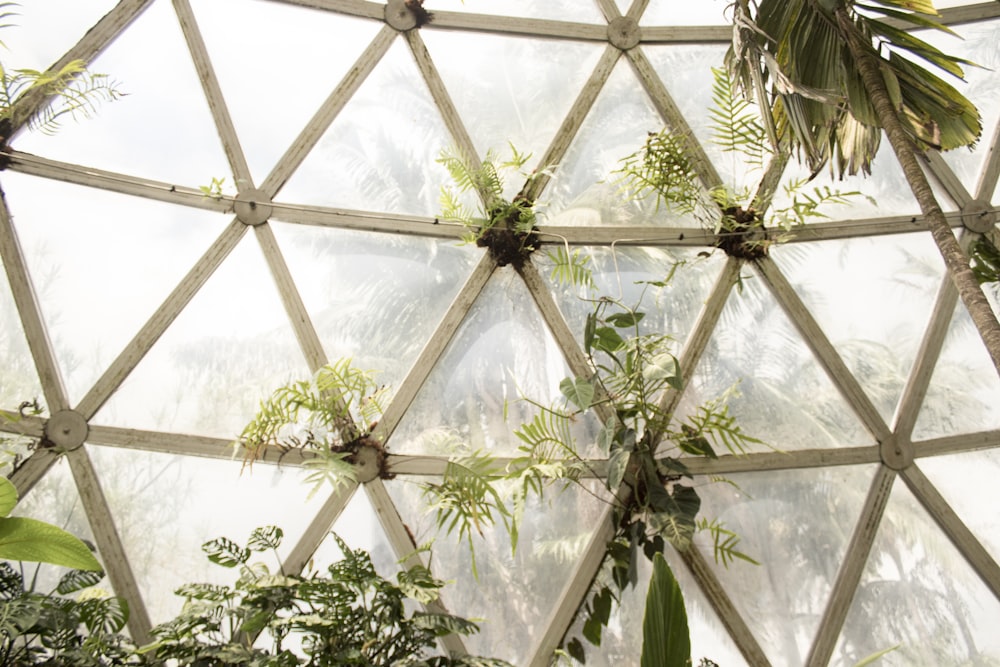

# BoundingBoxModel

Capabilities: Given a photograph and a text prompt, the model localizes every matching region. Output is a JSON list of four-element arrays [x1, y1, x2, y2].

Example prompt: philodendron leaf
[[559, 377, 595, 412], [0, 516, 102, 571], [0, 477, 18, 517], [640, 552, 690, 667]]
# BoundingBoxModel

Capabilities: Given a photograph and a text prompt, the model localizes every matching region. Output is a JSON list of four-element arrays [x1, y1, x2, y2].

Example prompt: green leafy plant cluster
[[615, 68, 865, 259], [0, 563, 134, 666], [437, 144, 540, 268], [0, 3, 123, 141], [237, 360, 391, 497], [139, 526, 511, 667]]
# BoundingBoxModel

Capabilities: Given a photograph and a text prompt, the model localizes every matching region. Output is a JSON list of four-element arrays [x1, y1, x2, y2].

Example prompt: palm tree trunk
[[834, 7, 1000, 379]]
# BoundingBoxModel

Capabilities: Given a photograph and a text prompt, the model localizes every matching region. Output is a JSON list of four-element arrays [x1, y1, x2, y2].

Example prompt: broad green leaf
[[593, 326, 625, 353], [80, 596, 129, 634], [0, 517, 101, 570], [607, 448, 630, 491], [596, 417, 617, 455], [605, 311, 645, 328], [584, 312, 597, 355], [567, 638, 586, 663], [559, 377, 595, 411], [0, 477, 17, 517], [640, 553, 690, 667], [642, 353, 682, 390]]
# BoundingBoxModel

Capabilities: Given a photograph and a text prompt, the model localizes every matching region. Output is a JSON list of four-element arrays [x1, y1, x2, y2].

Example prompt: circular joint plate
[[607, 17, 641, 50], [879, 434, 913, 471], [353, 445, 381, 483], [962, 199, 997, 234], [43, 410, 89, 451], [385, 0, 417, 31], [234, 189, 273, 227]]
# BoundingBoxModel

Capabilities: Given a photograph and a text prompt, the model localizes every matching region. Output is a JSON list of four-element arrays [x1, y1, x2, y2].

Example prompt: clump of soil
[[716, 205, 768, 260]]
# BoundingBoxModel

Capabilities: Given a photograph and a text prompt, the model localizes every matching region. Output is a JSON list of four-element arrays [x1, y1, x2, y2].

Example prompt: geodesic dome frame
[[2, 0, 1000, 665]]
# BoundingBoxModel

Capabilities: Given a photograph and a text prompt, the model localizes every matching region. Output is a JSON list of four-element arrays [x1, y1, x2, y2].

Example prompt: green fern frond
[[683, 401, 763, 456], [547, 247, 596, 290], [709, 66, 768, 167], [10, 63, 125, 134], [613, 130, 703, 213], [697, 517, 760, 568], [301, 449, 357, 499]]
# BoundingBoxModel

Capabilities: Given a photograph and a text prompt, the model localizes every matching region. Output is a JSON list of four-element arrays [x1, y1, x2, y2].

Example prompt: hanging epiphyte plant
[[236, 359, 391, 497], [615, 68, 868, 259], [437, 143, 542, 268]]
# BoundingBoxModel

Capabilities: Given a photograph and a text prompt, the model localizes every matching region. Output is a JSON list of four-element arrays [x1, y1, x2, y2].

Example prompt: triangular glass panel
[[278, 37, 456, 218], [388, 267, 600, 456], [540, 59, 697, 227], [920, 451, 1000, 564], [14, 0, 231, 187], [87, 444, 329, 624], [563, 543, 750, 666], [0, 0, 119, 73], [269, 222, 478, 390], [920, 19, 1000, 189], [423, 0, 605, 22], [94, 230, 312, 438], [310, 486, 400, 580], [0, 233, 43, 411], [833, 479, 1000, 665], [421, 30, 604, 194], [534, 245, 727, 362], [641, 0, 731, 25], [694, 464, 879, 666], [2, 171, 229, 407], [912, 299, 1000, 441], [770, 233, 944, 425], [10, 456, 100, 594], [645, 44, 755, 192], [189, 0, 382, 187], [384, 474, 609, 664], [677, 270, 874, 452]]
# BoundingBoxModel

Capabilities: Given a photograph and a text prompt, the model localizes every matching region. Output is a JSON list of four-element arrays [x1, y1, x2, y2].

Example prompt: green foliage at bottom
[[140, 527, 512, 667]]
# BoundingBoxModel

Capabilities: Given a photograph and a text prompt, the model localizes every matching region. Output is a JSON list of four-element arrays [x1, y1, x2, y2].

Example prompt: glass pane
[[0, 243, 42, 410], [311, 486, 399, 579], [389, 267, 601, 456], [535, 245, 726, 355], [95, 231, 311, 437], [271, 222, 478, 389], [88, 444, 328, 624], [386, 475, 609, 664], [15, 0, 230, 187], [771, 233, 944, 425], [0, 0, 119, 72], [541, 61, 694, 227], [834, 479, 1000, 665], [423, 31, 604, 187], [912, 300, 1000, 440], [678, 270, 874, 452], [2, 171, 228, 407], [920, 451, 1000, 564], [278, 38, 456, 218], [696, 465, 878, 666], [190, 0, 382, 187]]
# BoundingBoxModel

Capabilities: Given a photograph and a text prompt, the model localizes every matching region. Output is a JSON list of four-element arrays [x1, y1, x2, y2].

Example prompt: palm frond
[[547, 247, 596, 290]]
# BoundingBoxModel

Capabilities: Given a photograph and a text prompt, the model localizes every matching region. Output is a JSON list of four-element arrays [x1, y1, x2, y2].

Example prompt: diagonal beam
[[75, 220, 248, 419], [171, 0, 254, 187], [375, 254, 496, 443], [976, 111, 1000, 202], [679, 544, 772, 666], [6, 0, 154, 138], [261, 25, 396, 197], [754, 257, 891, 443], [807, 465, 895, 666], [901, 464, 1000, 603], [66, 446, 152, 643], [283, 481, 358, 576], [253, 224, 328, 372], [0, 186, 70, 412], [364, 479, 467, 655]]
